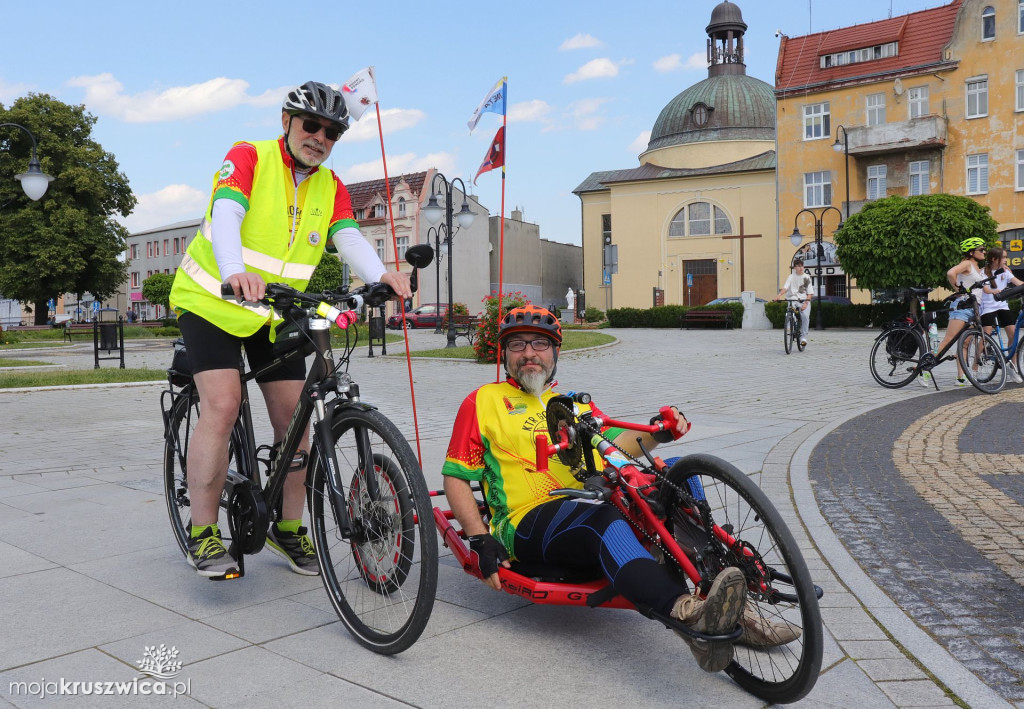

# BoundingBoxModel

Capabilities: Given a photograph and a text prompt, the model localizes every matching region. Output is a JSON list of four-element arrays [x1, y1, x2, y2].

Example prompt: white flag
[[341, 66, 378, 121]]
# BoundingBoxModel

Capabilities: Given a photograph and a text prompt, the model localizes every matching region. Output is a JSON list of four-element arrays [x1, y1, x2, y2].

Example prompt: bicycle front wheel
[[309, 407, 437, 655], [783, 313, 793, 354], [958, 330, 1006, 394], [869, 327, 922, 388], [662, 455, 823, 704]]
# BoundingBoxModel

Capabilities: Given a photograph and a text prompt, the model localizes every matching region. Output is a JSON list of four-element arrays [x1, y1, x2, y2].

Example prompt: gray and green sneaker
[[267, 524, 319, 576], [187, 527, 239, 578]]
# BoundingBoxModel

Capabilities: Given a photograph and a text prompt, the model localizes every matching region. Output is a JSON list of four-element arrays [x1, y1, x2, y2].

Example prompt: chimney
[[511, 208, 523, 222]]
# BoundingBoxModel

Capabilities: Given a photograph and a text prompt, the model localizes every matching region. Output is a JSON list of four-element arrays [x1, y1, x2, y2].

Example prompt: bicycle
[[161, 244, 438, 655], [869, 271, 1007, 394], [432, 396, 824, 704], [781, 298, 806, 354], [986, 282, 1024, 380]]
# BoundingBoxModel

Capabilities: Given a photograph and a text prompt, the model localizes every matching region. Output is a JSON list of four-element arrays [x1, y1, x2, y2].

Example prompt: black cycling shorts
[[177, 312, 306, 383], [981, 309, 1016, 328]]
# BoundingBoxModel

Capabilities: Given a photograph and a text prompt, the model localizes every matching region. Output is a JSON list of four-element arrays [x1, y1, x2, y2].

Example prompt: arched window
[[668, 202, 733, 237], [397, 197, 406, 217], [982, 6, 995, 40]]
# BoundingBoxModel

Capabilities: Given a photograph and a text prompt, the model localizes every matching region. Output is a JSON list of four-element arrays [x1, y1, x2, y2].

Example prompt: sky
[[1, 0, 950, 246]]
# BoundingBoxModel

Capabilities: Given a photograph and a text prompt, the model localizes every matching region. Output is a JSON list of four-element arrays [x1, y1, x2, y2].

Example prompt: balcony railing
[[846, 115, 947, 155]]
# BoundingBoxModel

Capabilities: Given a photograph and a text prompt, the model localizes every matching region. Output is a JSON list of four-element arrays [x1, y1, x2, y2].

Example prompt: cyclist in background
[[980, 247, 1024, 384], [442, 306, 799, 674], [776, 259, 812, 347], [168, 81, 411, 578]]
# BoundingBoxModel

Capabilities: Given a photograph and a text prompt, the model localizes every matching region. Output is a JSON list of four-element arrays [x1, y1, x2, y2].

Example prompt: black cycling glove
[[468, 533, 509, 577]]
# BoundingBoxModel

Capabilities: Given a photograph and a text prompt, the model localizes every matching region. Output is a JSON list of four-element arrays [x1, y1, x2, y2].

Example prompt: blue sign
[[686, 273, 694, 287], [47, 298, 55, 309], [92, 301, 100, 312]]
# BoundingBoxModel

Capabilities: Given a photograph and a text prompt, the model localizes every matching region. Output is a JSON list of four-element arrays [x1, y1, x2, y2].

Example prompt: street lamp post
[[0, 122, 54, 202], [427, 226, 447, 334], [790, 206, 843, 331], [422, 173, 475, 348], [832, 125, 850, 221]]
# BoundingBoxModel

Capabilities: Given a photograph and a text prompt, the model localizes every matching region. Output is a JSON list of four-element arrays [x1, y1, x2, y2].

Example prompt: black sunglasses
[[299, 117, 344, 142]]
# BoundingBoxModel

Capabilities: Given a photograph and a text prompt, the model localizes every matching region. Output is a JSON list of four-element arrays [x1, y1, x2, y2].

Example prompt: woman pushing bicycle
[[441, 306, 800, 674]]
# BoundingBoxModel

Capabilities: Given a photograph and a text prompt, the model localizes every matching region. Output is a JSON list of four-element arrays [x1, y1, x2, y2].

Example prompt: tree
[[306, 252, 346, 293], [833, 194, 999, 292], [142, 273, 175, 311], [0, 94, 136, 324]]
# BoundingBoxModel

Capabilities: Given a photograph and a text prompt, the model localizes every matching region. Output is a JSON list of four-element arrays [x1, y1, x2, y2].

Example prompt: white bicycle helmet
[[282, 81, 349, 133]]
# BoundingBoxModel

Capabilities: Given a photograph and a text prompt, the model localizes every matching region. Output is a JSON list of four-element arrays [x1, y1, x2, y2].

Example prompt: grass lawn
[[406, 330, 615, 360], [0, 342, 67, 350], [0, 359, 52, 367], [4, 326, 177, 343], [0, 368, 167, 389]]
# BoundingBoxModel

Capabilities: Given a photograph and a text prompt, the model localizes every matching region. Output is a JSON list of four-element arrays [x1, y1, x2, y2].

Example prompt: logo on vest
[[308, 231, 321, 246], [309, 207, 323, 217], [218, 160, 235, 181]]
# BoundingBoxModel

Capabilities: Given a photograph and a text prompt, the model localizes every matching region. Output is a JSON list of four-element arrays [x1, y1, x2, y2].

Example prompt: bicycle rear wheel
[[661, 455, 822, 704], [309, 407, 437, 655], [783, 313, 793, 354], [163, 387, 252, 557], [869, 327, 921, 388], [958, 330, 1006, 394]]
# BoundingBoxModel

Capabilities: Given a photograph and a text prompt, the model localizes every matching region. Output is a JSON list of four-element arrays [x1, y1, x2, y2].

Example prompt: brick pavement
[[0, 328, 1013, 707]]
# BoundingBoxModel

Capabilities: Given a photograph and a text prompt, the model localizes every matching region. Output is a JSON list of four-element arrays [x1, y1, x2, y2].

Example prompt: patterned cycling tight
[[513, 498, 687, 616]]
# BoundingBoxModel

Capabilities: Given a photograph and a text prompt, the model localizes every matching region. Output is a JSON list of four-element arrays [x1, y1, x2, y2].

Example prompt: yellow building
[[775, 0, 1024, 299], [575, 1, 780, 310]]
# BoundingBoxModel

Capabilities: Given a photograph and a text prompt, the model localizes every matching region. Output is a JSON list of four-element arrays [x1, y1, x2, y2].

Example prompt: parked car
[[815, 295, 853, 305], [387, 303, 449, 329], [704, 296, 767, 305]]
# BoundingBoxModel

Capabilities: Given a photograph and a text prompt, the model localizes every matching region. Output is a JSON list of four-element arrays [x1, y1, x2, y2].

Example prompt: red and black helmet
[[497, 305, 562, 347]]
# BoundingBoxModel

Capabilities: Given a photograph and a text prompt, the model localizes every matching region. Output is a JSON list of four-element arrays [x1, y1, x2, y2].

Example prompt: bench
[[680, 310, 733, 330], [63, 323, 95, 342], [451, 315, 481, 346]]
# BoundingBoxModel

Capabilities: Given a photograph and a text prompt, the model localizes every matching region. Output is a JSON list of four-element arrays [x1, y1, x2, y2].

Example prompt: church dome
[[646, 74, 775, 151]]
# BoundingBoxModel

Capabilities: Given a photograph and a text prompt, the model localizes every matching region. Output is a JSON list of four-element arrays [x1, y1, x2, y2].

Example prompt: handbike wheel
[[783, 314, 793, 354], [868, 328, 921, 389], [662, 454, 823, 704], [163, 387, 252, 558], [958, 330, 1006, 394], [309, 407, 437, 655]]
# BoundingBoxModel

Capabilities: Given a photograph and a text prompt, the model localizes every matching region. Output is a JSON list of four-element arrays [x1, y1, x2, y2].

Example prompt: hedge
[[762, 299, 1020, 329], [607, 303, 742, 328]]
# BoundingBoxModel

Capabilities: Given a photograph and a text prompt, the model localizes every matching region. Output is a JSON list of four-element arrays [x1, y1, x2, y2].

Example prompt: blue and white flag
[[467, 78, 506, 132]]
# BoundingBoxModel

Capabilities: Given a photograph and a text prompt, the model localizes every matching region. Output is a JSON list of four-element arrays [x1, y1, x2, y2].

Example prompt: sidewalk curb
[[0, 380, 166, 394], [790, 402, 1012, 709]]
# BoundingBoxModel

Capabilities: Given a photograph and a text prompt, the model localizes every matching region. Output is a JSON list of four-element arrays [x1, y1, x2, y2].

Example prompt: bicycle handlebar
[[995, 282, 1024, 302]]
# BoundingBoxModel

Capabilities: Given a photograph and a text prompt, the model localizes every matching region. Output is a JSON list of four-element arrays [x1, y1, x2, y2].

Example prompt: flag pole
[[375, 102, 424, 466], [494, 78, 508, 382]]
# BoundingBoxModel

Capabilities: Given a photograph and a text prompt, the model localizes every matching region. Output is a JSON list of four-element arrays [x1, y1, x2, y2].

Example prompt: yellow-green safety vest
[[169, 139, 335, 337]]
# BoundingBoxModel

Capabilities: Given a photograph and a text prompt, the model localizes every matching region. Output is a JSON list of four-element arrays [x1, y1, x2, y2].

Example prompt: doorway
[[683, 259, 717, 306]]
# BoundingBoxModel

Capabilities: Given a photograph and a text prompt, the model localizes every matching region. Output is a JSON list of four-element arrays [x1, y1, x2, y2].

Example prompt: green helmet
[[960, 237, 986, 253]]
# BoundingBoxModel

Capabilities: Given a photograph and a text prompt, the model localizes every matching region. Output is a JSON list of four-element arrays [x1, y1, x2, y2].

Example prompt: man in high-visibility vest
[[169, 81, 411, 578]]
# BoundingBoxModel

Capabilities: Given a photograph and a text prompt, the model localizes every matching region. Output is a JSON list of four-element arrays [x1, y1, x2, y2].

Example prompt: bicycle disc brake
[[546, 396, 582, 469], [227, 480, 269, 554]]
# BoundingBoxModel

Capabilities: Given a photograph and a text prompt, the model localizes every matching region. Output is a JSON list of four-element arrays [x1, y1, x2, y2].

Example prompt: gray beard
[[516, 368, 549, 397]]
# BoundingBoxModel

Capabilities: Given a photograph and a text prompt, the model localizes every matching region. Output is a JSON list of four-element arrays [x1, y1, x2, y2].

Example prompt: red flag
[[474, 127, 505, 184]]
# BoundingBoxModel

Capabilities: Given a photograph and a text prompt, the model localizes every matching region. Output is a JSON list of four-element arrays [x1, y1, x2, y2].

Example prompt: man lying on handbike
[[442, 306, 800, 672]]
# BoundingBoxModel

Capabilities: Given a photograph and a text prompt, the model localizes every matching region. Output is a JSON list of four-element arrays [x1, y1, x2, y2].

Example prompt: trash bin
[[369, 313, 385, 340], [98, 307, 119, 351]]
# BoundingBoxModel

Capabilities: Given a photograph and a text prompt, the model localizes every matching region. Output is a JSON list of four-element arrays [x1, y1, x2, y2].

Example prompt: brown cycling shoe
[[671, 567, 746, 672], [737, 603, 802, 648]]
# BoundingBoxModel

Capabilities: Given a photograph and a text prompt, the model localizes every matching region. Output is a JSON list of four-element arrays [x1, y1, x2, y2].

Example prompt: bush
[[474, 291, 530, 363], [442, 302, 469, 327], [152, 326, 181, 337], [607, 303, 741, 328], [583, 306, 604, 323], [764, 299, 953, 329], [0, 329, 19, 345]]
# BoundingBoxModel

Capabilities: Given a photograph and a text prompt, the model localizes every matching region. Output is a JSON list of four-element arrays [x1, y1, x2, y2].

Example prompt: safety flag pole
[[343, 67, 424, 466], [468, 76, 508, 382]]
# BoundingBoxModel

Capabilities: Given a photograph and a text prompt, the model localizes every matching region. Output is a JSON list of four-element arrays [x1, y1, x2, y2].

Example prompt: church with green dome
[[574, 0, 781, 311]]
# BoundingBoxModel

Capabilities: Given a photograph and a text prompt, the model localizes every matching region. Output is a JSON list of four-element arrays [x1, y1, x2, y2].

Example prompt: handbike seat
[[508, 560, 604, 583]]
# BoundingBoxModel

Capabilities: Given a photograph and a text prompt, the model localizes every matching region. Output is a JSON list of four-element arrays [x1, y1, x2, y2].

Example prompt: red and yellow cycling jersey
[[442, 379, 607, 554], [212, 137, 359, 240]]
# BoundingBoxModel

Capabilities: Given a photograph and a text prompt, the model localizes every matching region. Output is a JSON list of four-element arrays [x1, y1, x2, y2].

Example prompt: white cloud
[[507, 100, 552, 124], [65, 73, 292, 123], [568, 98, 613, 131], [628, 130, 652, 154], [0, 78, 34, 104], [564, 58, 622, 84], [652, 52, 706, 73], [559, 33, 603, 51], [340, 108, 426, 142], [122, 184, 207, 233], [338, 152, 458, 184]]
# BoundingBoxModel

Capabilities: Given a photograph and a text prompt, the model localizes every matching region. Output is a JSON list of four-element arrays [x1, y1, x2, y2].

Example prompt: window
[[181, 236, 188, 252], [688, 202, 711, 235], [966, 78, 988, 117], [1017, 70, 1024, 111], [908, 86, 929, 118], [146, 242, 153, 258], [130, 244, 138, 260], [867, 165, 887, 200], [982, 6, 995, 40], [866, 93, 886, 126], [966, 153, 989, 194], [174, 238, 180, 255], [1016, 149, 1024, 191], [804, 171, 832, 208], [601, 214, 612, 245], [669, 209, 687, 237], [909, 161, 930, 196], [375, 239, 385, 261], [819, 41, 897, 68], [355, 208, 366, 220], [396, 236, 408, 259], [131, 272, 140, 288], [163, 239, 169, 255], [397, 197, 406, 217], [803, 102, 830, 140], [714, 207, 731, 235], [1019, 0, 1023, 33], [371, 203, 386, 218]]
